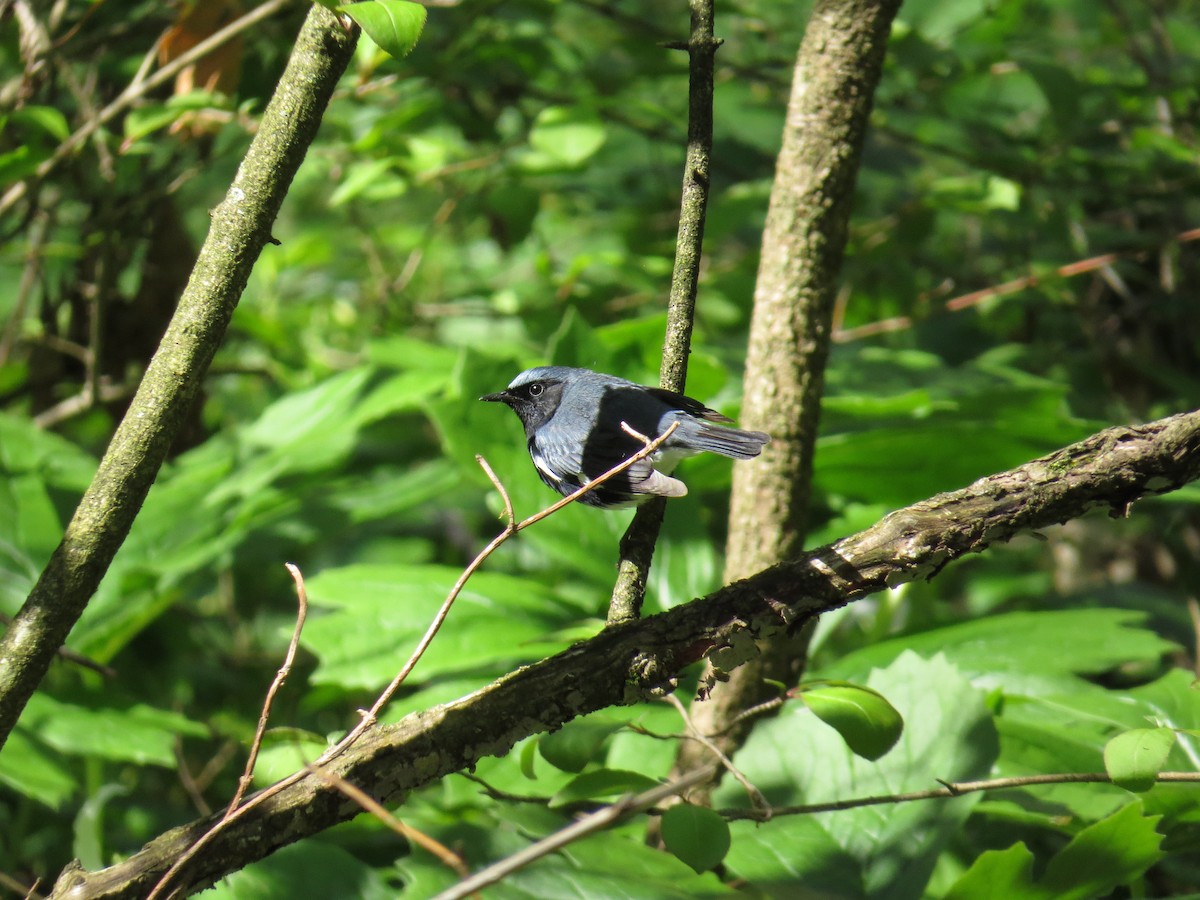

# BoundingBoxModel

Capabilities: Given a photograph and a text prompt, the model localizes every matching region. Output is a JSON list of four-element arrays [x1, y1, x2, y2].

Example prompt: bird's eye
[[528, 383, 544, 397]]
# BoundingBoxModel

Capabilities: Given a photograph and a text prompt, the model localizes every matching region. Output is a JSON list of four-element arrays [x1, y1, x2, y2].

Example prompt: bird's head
[[480, 367, 571, 435]]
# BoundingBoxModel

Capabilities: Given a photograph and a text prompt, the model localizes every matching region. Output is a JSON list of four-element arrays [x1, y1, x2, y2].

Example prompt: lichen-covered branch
[[51, 409, 1200, 898], [0, 7, 357, 749]]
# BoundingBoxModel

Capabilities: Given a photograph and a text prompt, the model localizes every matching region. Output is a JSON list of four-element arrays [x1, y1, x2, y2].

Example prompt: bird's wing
[[535, 415, 663, 504], [640, 387, 733, 423]]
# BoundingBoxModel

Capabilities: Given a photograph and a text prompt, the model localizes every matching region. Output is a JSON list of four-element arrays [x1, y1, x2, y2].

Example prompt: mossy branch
[[0, 6, 358, 748]]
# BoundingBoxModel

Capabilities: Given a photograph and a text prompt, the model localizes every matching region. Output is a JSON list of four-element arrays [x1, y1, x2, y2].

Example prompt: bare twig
[[173, 738, 212, 816], [0, 211, 48, 367], [148, 422, 680, 900], [476, 455, 514, 528], [306, 764, 470, 878], [31, 379, 136, 429], [719, 771, 1200, 821], [0, 871, 41, 900], [0, 0, 291, 216], [458, 771, 551, 805], [663, 693, 769, 814], [833, 226, 1200, 343], [432, 765, 721, 900], [224, 563, 309, 819]]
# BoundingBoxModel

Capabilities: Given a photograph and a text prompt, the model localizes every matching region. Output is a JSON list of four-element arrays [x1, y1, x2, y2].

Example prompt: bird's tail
[[681, 421, 770, 460]]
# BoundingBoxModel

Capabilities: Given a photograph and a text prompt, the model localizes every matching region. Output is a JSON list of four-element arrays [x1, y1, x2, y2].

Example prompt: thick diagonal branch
[[51, 409, 1200, 899]]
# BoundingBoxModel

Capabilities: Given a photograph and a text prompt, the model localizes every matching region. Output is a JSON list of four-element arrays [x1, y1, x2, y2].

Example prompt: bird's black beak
[[480, 390, 511, 404]]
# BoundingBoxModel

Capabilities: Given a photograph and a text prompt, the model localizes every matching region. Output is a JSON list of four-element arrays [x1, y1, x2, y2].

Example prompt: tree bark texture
[[678, 0, 903, 795], [50, 409, 1200, 898], [0, 7, 357, 749]]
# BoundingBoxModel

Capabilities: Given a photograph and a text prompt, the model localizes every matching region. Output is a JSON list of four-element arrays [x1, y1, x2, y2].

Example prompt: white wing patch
[[531, 446, 564, 484]]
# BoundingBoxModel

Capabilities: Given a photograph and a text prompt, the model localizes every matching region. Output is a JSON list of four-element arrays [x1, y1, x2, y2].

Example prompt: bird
[[480, 366, 770, 508]]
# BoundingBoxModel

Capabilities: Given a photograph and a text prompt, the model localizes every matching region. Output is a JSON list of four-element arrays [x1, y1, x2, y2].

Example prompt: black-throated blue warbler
[[481, 366, 770, 508]]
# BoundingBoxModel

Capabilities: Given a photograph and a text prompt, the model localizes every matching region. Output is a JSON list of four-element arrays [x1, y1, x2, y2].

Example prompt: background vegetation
[[1, 0, 1199, 896]]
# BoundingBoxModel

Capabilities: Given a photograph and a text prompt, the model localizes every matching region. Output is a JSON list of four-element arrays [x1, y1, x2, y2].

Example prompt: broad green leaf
[[72, 784, 129, 870], [210, 839, 394, 900], [660, 804, 731, 874], [548, 769, 660, 809], [0, 413, 97, 487], [727, 815, 864, 897], [342, 0, 426, 60], [1104, 728, 1176, 793], [528, 107, 607, 167], [897, 0, 992, 43], [821, 610, 1175, 697], [719, 652, 998, 899], [398, 811, 728, 897], [10, 105, 70, 140], [302, 564, 577, 688], [1041, 803, 1164, 899], [946, 843, 1039, 900], [539, 718, 625, 773], [21, 695, 206, 766], [0, 726, 77, 809], [799, 683, 903, 761], [122, 91, 229, 144]]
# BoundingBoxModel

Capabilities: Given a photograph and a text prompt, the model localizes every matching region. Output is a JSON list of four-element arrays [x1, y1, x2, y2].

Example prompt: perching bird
[[481, 366, 770, 508]]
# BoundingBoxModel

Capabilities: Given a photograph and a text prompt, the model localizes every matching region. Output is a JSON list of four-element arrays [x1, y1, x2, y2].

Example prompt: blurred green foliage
[[1, 0, 1199, 896]]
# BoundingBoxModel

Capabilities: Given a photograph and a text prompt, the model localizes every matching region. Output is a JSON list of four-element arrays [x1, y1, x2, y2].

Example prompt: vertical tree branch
[[672, 0, 903, 799], [607, 0, 717, 625], [0, 6, 358, 749]]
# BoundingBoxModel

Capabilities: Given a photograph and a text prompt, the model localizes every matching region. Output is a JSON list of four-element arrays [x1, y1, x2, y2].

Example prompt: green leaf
[[302, 564, 577, 688], [719, 652, 998, 898], [660, 804, 731, 874], [539, 718, 625, 773], [519, 738, 539, 780], [9, 104, 70, 141], [727, 815, 863, 896], [1041, 803, 1165, 899], [20, 695, 206, 766], [528, 106, 607, 167], [209, 840, 394, 900], [1104, 728, 1176, 793], [799, 683, 903, 761], [342, 1, 427, 60], [945, 843, 1040, 900], [548, 769, 660, 809], [72, 784, 129, 870], [821, 609, 1176, 697], [0, 725, 77, 809]]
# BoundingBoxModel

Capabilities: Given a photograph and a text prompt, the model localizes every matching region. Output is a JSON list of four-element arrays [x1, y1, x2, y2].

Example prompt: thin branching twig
[[0, 0, 292, 216], [306, 764, 471, 878], [224, 563, 309, 819], [148, 422, 679, 900], [833, 225, 1200, 342], [719, 771, 1200, 821], [663, 693, 769, 814], [432, 765, 721, 900]]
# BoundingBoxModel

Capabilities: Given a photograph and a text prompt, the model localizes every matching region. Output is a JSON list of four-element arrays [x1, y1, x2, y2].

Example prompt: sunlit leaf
[[342, 0, 426, 60]]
